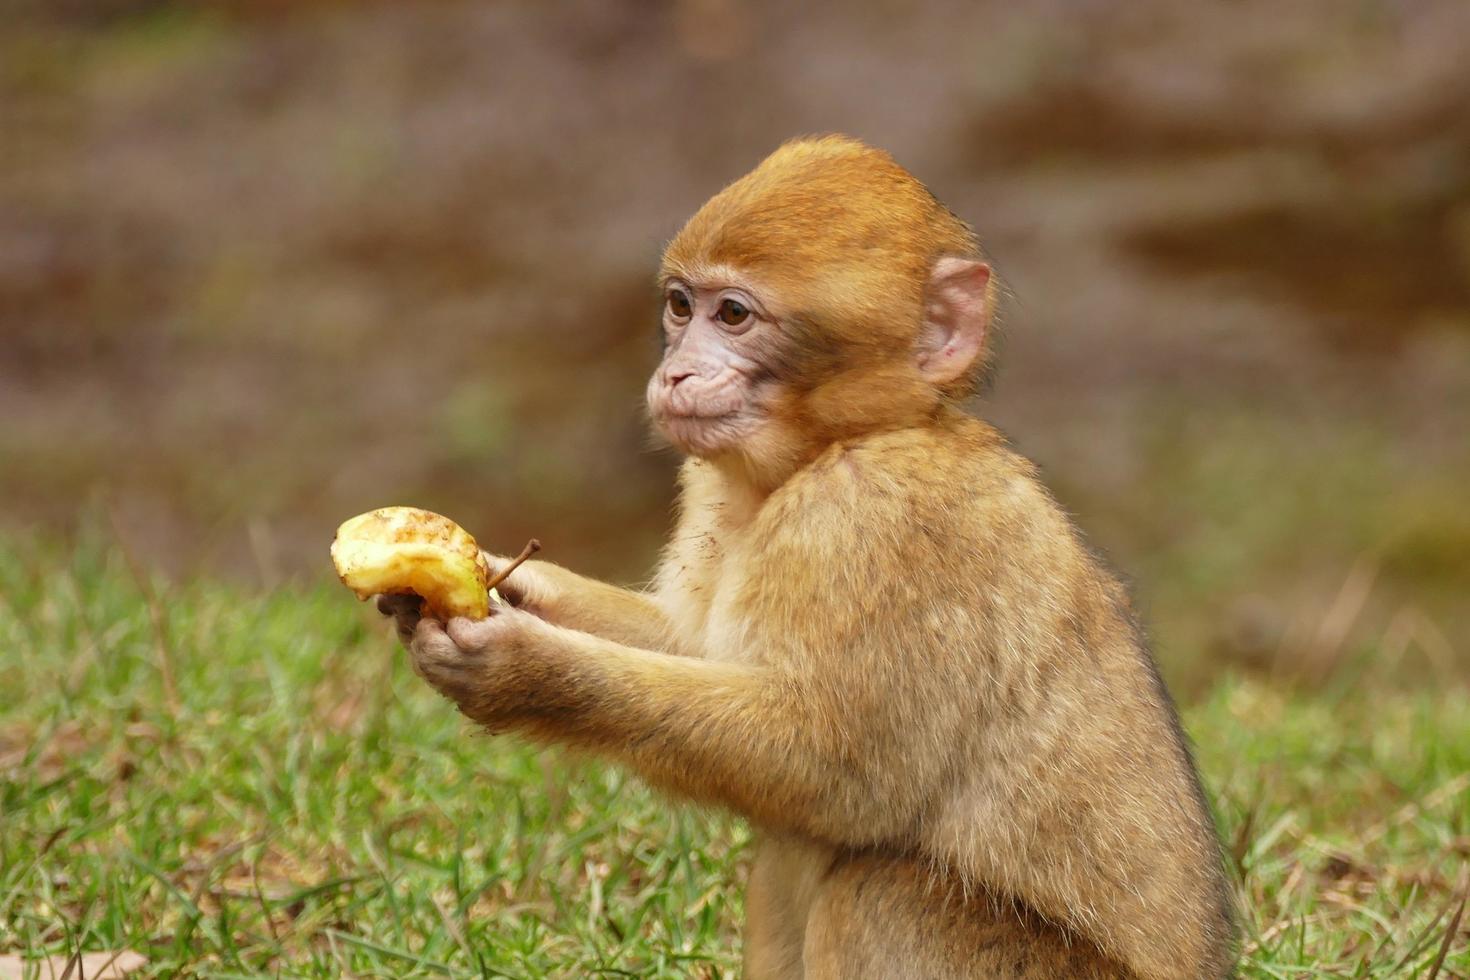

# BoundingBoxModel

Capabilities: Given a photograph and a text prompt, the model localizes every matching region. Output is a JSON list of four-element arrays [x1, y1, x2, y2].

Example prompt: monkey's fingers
[[482, 550, 539, 607], [485, 539, 541, 595], [375, 592, 424, 616], [375, 593, 426, 643]]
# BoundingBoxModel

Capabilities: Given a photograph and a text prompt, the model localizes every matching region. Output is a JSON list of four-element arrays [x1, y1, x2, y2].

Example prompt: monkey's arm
[[411, 613, 926, 843], [483, 555, 675, 653]]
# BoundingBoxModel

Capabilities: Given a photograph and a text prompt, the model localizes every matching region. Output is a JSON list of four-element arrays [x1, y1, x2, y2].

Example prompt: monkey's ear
[[916, 257, 991, 388]]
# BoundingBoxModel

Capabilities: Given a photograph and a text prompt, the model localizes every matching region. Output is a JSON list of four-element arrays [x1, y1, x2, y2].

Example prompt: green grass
[[1, 537, 1466, 977]]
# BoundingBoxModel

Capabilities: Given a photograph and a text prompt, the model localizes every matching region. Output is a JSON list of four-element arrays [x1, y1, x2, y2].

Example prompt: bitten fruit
[[331, 506, 492, 620]]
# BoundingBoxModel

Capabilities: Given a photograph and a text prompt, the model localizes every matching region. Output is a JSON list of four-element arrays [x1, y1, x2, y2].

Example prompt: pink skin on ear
[[916, 257, 991, 388]]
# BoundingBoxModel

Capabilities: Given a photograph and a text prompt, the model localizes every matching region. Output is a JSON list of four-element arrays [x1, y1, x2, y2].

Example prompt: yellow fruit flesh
[[330, 507, 491, 620]]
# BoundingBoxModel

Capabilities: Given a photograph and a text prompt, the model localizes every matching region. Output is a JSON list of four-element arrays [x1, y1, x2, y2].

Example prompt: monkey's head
[[649, 135, 995, 487]]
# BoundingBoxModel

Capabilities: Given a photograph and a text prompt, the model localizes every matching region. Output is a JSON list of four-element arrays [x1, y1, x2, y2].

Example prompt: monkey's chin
[[654, 412, 758, 458]]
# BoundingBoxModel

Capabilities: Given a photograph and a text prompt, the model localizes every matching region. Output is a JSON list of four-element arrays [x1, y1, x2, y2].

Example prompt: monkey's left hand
[[406, 607, 555, 723]]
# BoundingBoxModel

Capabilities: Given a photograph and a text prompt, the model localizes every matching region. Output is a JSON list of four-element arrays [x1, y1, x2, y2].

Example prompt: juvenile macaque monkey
[[382, 136, 1235, 979]]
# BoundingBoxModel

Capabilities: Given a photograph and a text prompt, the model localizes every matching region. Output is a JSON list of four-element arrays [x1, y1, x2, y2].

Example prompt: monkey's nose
[[668, 369, 696, 387]]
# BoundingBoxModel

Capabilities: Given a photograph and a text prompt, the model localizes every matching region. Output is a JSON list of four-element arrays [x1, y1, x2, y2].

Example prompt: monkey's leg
[[801, 852, 1133, 980], [743, 835, 832, 980]]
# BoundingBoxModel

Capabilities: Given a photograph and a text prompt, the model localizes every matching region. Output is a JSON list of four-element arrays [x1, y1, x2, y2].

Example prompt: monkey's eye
[[666, 289, 693, 321], [717, 298, 750, 328]]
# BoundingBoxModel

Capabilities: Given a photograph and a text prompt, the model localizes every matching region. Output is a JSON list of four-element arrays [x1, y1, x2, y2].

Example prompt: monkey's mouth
[[653, 410, 756, 456]]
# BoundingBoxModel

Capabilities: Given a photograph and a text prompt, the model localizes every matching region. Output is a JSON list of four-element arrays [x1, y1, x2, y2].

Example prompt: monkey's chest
[[699, 586, 754, 665], [665, 531, 759, 665]]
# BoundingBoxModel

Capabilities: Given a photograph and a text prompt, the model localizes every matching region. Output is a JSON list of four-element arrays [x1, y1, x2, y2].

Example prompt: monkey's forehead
[[658, 261, 764, 293]]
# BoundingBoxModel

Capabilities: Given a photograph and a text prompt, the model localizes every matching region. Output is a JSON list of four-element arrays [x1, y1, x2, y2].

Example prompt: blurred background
[[3, 0, 1468, 693]]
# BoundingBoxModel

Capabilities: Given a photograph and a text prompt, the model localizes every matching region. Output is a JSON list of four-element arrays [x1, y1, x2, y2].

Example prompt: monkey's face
[[650, 137, 995, 484], [647, 273, 779, 459]]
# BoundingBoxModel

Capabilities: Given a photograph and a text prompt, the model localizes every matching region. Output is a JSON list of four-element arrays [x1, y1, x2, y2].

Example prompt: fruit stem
[[486, 538, 542, 593]]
